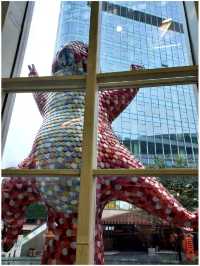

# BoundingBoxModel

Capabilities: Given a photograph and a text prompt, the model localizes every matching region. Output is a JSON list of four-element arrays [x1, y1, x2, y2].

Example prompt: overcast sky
[[2, 1, 60, 167]]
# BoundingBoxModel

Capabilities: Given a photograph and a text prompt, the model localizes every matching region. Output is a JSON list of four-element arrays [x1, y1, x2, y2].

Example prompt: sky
[[2, 1, 60, 167]]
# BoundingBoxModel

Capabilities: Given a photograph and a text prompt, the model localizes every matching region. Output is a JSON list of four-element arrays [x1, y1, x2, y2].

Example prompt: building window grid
[[135, 12, 151, 162], [156, 13, 165, 68], [173, 11, 188, 65], [146, 16, 152, 69], [153, 18, 162, 66], [149, 87, 157, 164], [163, 86, 175, 165], [170, 86, 182, 162], [128, 100, 139, 159], [162, 5, 195, 165], [189, 90, 199, 136], [191, 90, 198, 124], [163, 27, 173, 67], [176, 87, 190, 166], [135, 97, 142, 162], [157, 89, 166, 163], [152, 30, 159, 68], [56, 1, 198, 167], [182, 86, 197, 165], [142, 6, 181, 166]]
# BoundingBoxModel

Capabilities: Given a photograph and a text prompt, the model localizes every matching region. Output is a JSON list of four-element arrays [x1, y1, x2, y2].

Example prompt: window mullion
[[76, 2, 101, 264]]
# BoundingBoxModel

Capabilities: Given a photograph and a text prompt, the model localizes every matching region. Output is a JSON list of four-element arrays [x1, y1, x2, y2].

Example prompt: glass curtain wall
[[55, 1, 198, 168]]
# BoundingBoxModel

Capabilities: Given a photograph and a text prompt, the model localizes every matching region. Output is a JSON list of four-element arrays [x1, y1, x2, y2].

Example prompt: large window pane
[[52, 1, 198, 168]]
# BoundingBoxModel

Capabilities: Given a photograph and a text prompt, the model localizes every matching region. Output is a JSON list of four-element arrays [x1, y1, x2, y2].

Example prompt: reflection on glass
[[54, 1, 198, 168]]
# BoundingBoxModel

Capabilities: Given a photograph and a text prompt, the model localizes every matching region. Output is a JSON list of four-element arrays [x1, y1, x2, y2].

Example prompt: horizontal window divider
[[2, 168, 197, 178], [2, 168, 80, 177], [2, 65, 197, 93], [97, 65, 197, 84], [98, 76, 197, 89], [93, 168, 197, 176], [2, 75, 86, 93]]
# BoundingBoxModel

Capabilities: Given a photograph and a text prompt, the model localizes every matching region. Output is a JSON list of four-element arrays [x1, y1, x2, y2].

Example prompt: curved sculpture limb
[[2, 41, 197, 265], [41, 208, 77, 264], [2, 177, 40, 251]]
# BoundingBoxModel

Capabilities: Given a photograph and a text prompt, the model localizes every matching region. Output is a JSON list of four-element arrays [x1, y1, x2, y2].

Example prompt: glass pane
[[20, 2, 60, 77], [50, 1, 194, 169], [2, 175, 80, 264], [3, 0, 91, 168], [112, 84, 198, 168], [2, 1, 90, 265], [100, 1, 192, 72], [55, 2, 90, 52], [97, 1, 198, 168], [96, 174, 198, 264]]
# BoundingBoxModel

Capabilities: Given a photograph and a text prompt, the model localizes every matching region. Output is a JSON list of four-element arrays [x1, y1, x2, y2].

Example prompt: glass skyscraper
[[55, 1, 198, 167]]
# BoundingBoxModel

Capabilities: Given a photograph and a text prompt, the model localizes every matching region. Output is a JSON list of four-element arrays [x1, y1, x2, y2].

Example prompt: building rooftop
[[102, 211, 168, 226]]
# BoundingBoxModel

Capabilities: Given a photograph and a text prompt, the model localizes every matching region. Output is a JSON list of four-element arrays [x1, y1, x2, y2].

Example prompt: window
[[2, 2, 198, 265], [141, 141, 147, 154]]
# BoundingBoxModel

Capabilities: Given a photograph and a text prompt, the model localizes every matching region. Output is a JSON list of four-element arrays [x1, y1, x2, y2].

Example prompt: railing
[[21, 224, 47, 246], [2, 257, 41, 265]]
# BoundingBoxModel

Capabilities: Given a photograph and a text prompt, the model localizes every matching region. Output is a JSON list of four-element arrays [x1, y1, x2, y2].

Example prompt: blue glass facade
[[55, 1, 198, 167]]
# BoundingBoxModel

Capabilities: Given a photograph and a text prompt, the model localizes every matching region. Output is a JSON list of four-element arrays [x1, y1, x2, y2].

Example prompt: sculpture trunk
[[2, 41, 197, 265]]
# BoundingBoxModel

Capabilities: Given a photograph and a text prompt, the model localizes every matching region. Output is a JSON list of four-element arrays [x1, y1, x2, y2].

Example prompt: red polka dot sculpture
[[2, 41, 197, 264]]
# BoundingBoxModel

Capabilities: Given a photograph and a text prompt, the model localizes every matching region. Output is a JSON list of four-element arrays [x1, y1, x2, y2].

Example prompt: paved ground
[[104, 251, 185, 265], [2, 252, 198, 265]]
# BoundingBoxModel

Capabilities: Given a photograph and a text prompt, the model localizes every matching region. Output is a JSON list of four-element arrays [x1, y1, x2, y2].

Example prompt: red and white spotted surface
[[2, 41, 198, 265]]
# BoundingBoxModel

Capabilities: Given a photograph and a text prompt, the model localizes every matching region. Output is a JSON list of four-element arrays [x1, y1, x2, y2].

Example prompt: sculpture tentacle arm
[[28, 64, 48, 116], [41, 209, 77, 264], [99, 64, 144, 122], [94, 202, 105, 265], [33, 92, 48, 117], [2, 177, 41, 251], [99, 88, 139, 122], [97, 129, 197, 229]]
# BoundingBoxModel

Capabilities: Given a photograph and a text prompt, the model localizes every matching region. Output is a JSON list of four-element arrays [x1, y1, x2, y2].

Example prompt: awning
[[102, 211, 168, 226]]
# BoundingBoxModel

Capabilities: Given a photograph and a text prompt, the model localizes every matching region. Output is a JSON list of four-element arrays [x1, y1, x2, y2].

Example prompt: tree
[[148, 155, 198, 211], [25, 202, 47, 220]]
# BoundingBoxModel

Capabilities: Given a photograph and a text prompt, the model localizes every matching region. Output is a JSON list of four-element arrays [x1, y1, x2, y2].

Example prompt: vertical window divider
[[2, 2, 34, 155], [76, 2, 101, 264]]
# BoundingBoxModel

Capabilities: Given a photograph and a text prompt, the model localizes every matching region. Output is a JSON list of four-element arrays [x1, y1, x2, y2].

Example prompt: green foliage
[[148, 155, 198, 211], [173, 154, 187, 168], [158, 175, 198, 211], [154, 157, 166, 169], [25, 203, 47, 219]]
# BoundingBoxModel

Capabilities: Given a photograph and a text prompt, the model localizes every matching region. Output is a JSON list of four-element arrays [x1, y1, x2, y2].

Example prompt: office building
[[55, 1, 198, 167]]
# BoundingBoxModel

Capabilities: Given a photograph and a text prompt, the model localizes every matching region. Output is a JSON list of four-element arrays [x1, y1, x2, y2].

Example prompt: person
[[169, 231, 177, 251], [152, 231, 160, 252], [192, 232, 198, 256], [175, 228, 184, 263]]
